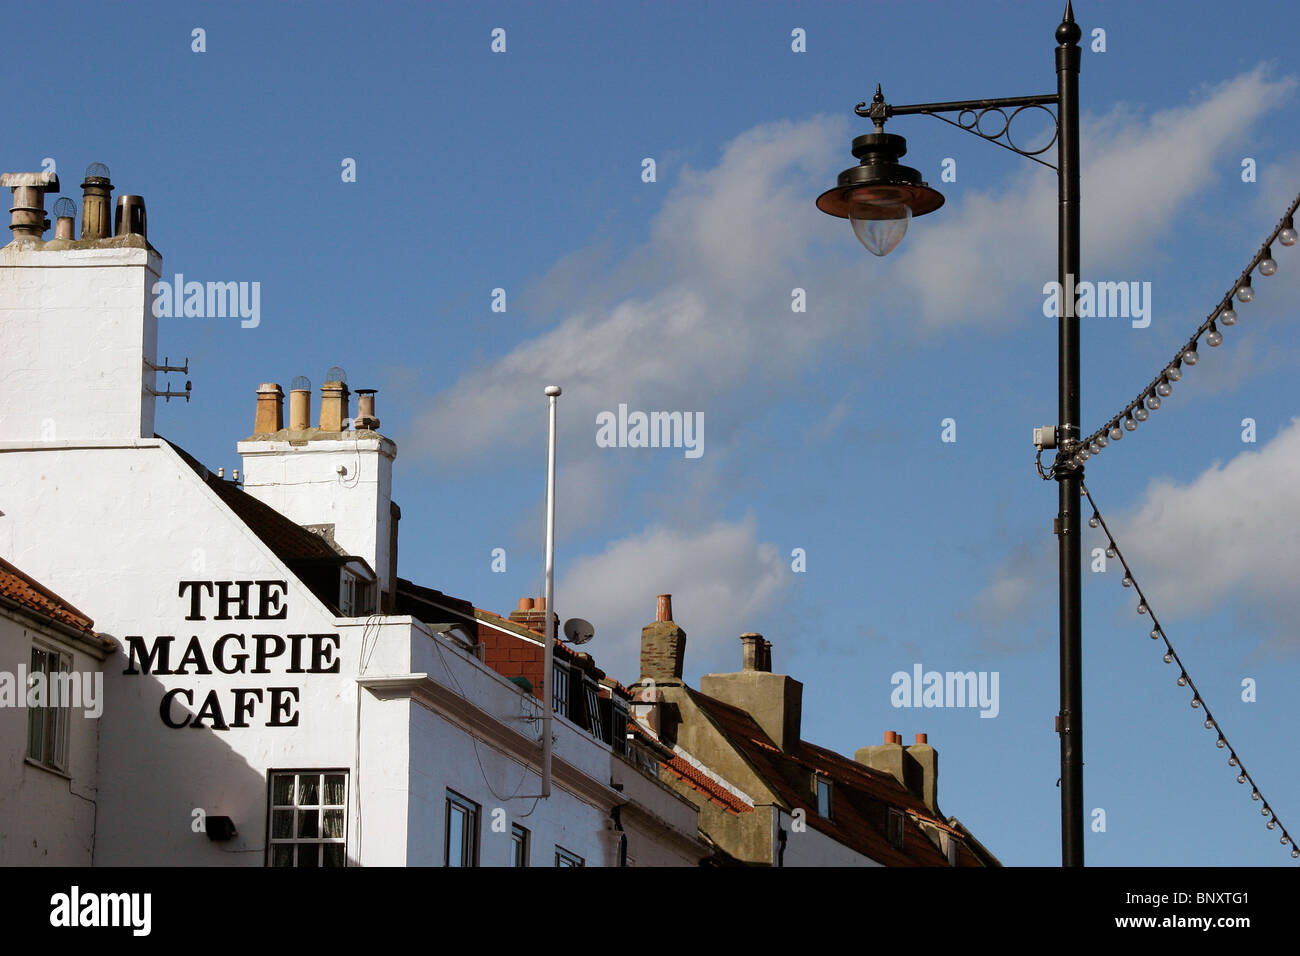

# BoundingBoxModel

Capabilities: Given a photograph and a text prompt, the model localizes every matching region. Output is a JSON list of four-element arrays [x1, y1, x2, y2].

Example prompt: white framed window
[[268, 770, 348, 867], [26, 645, 71, 771], [815, 776, 832, 818], [445, 790, 480, 867], [339, 570, 375, 616], [554, 846, 584, 867], [511, 823, 529, 867]]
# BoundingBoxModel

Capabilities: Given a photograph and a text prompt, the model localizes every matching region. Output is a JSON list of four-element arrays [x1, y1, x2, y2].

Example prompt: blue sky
[[8, 0, 1300, 866]]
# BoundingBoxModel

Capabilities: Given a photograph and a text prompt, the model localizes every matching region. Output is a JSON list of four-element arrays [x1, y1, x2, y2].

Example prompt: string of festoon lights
[[1053, 192, 1300, 472], [1081, 481, 1297, 863]]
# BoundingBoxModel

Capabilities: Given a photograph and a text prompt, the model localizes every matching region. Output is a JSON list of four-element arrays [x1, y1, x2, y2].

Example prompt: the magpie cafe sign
[[123, 580, 340, 729]]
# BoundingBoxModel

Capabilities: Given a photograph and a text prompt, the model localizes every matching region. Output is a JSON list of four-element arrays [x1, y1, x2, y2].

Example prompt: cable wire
[[1082, 479, 1297, 863]]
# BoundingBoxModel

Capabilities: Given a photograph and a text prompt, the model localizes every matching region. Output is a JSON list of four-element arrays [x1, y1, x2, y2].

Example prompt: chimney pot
[[656, 594, 672, 622], [319, 381, 350, 432], [740, 632, 762, 671], [114, 195, 146, 238], [79, 166, 113, 240], [518, 597, 535, 611], [915, 732, 928, 745], [354, 388, 380, 430], [254, 383, 284, 434], [536, 596, 546, 611], [2, 171, 60, 239]]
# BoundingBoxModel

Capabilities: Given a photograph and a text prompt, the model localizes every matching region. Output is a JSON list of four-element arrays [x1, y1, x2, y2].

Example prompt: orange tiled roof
[[627, 719, 753, 815], [0, 556, 95, 634]]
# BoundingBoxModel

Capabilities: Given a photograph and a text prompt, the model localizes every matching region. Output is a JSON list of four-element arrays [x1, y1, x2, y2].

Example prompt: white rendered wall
[[0, 243, 159, 442], [238, 437, 394, 587], [0, 610, 104, 865]]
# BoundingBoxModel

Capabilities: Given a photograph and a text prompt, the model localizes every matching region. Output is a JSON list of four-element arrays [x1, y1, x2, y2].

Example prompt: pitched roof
[[163, 437, 344, 563], [0, 555, 96, 634], [627, 719, 754, 816], [688, 689, 991, 866]]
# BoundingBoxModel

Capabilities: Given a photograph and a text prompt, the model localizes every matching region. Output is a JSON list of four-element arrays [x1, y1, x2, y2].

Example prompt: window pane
[[297, 810, 319, 839], [298, 775, 319, 806], [271, 845, 294, 867], [323, 844, 346, 867], [447, 805, 466, 867], [324, 774, 346, 805], [271, 809, 294, 839], [272, 774, 294, 805], [322, 809, 345, 839], [298, 844, 320, 867]]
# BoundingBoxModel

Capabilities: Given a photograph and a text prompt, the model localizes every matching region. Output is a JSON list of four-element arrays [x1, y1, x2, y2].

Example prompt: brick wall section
[[476, 621, 546, 699], [640, 620, 687, 681]]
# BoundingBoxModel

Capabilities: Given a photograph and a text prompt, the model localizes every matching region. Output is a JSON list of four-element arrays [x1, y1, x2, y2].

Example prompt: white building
[[0, 165, 707, 867]]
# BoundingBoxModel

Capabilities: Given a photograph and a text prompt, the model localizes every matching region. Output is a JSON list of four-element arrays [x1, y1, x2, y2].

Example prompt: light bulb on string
[[1207, 322, 1222, 347], [1262, 806, 1271, 816], [1149, 628, 1160, 640], [1134, 405, 1149, 422], [1291, 847, 1299, 858], [1137, 601, 1148, 615], [1124, 414, 1138, 431], [1096, 434, 1108, 448], [1221, 307, 1237, 327], [1215, 734, 1225, 746], [1123, 574, 1134, 588], [1088, 441, 1100, 455], [1146, 391, 1161, 411], [1183, 345, 1199, 367], [1177, 673, 1188, 686], [1167, 362, 1182, 382], [1282, 835, 1291, 846], [1204, 718, 1215, 730], [1260, 246, 1277, 276], [1089, 514, 1099, 528], [1237, 773, 1247, 784], [1079, 447, 1090, 461], [1106, 543, 1117, 558], [1165, 652, 1175, 663], [1191, 697, 1201, 708], [1109, 423, 1123, 441], [1268, 818, 1277, 829], [1280, 218, 1298, 247], [1230, 755, 1239, 767], [1252, 789, 1261, 801], [1236, 276, 1254, 303], [1157, 378, 1172, 398]]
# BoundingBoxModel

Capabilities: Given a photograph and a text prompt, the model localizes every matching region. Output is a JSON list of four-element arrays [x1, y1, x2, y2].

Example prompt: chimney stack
[[700, 636, 802, 751], [254, 383, 284, 434], [79, 163, 112, 240], [640, 594, 687, 682], [855, 731, 941, 813], [1, 171, 59, 239]]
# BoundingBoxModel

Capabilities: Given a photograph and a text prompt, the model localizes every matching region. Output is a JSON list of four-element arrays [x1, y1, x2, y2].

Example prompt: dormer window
[[339, 565, 375, 616], [815, 775, 832, 818]]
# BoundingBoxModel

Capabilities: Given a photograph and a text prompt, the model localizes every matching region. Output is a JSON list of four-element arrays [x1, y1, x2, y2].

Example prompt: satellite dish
[[563, 617, 595, 645]]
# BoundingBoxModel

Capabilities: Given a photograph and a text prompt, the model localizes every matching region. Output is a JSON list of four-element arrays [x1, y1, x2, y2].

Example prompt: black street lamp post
[[816, 3, 1086, 866]]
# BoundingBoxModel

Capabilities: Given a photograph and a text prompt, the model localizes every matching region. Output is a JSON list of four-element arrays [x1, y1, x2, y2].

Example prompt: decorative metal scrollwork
[[929, 104, 1059, 170]]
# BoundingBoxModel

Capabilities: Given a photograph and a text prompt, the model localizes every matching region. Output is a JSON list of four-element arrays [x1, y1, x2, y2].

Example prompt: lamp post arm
[[857, 87, 1062, 170]]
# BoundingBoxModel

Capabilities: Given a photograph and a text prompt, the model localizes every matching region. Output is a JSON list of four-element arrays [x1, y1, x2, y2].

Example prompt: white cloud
[[972, 419, 1300, 644], [1110, 417, 1300, 622], [555, 516, 788, 683]]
